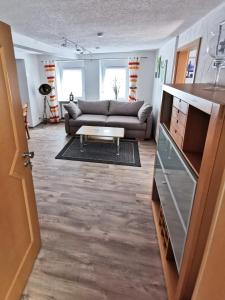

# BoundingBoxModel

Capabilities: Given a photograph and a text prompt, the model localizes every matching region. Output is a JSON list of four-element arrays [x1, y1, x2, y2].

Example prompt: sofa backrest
[[78, 100, 110, 115], [77, 99, 145, 116], [108, 100, 144, 116]]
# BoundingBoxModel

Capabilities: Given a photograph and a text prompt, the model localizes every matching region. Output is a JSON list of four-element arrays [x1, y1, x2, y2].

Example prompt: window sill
[[58, 99, 78, 103]]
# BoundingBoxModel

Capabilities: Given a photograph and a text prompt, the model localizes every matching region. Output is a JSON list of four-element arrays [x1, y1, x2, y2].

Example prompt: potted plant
[[112, 77, 120, 100]]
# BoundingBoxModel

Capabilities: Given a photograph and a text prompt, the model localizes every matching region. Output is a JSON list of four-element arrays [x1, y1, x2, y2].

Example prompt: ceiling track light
[[61, 37, 92, 55]]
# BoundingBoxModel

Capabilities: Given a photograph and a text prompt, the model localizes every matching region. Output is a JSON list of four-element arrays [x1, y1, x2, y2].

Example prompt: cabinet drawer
[[171, 116, 186, 136], [170, 125, 183, 148], [171, 106, 187, 127], [173, 97, 189, 114], [171, 106, 178, 119]]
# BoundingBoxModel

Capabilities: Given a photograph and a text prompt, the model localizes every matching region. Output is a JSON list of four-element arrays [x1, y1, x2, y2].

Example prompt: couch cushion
[[106, 115, 146, 130], [138, 104, 152, 123], [64, 102, 81, 119], [78, 100, 109, 115], [109, 100, 144, 116], [69, 114, 107, 127]]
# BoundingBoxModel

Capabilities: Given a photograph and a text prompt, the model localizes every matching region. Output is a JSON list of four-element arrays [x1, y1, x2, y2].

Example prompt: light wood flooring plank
[[22, 123, 167, 300]]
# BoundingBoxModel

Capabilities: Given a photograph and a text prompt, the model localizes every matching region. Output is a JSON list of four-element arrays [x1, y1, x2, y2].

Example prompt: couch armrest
[[64, 113, 70, 134], [145, 110, 153, 139]]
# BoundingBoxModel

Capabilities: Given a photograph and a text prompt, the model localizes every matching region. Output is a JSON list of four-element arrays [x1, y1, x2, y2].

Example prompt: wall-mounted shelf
[[152, 83, 225, 300]]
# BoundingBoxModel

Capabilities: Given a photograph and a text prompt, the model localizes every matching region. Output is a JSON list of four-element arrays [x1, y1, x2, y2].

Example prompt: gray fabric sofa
[[64, 100, 152, 139]]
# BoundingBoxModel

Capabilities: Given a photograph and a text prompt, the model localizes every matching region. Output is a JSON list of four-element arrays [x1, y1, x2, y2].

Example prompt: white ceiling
[[0, 0, 224, 53]]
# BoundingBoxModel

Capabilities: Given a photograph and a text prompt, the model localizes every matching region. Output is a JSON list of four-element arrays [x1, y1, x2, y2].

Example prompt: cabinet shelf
[[153, 84, 225, 300], [160, 93, 210, 176], [161, 124, 201, 176], [183, 151, 202, 174], [152, 181, 178, 300]]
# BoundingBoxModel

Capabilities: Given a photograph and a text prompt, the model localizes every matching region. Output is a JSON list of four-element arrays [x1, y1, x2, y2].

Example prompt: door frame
[[173, 38, 202, 84]]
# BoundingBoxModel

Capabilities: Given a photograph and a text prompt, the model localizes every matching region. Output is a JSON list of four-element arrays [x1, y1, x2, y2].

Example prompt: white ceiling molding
[[12, 32, 78, 59]]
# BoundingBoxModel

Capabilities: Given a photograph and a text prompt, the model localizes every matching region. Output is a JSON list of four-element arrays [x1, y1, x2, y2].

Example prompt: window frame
[[101, 66, 128, 101], [60, 67, 85, 101]]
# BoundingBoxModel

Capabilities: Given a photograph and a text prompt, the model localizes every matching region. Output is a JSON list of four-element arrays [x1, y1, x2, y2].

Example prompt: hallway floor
[[22, 123, 167, 300]]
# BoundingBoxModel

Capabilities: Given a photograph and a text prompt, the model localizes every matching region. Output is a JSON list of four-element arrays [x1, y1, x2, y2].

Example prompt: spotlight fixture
[[61, 37, 92, 55], [75, 45, 82, 52], [61, 39, 68, 47], [97, 32, 104, 37]]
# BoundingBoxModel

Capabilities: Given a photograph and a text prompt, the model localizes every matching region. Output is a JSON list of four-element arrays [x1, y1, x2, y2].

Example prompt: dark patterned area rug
[[55, 138, 141, 167]]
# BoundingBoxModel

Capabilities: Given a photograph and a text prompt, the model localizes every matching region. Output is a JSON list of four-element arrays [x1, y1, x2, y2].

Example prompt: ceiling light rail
[[61, 37, 93, 55]]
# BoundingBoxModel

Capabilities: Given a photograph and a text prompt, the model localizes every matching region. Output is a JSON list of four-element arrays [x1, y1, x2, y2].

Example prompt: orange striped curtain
[[44, 61, 60, 123], [128, 57, 140, 102]]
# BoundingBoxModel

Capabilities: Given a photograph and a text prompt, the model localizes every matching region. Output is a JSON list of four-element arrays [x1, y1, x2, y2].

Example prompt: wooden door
[[174, 50, 189, 83], [0, 21, 41, 300]]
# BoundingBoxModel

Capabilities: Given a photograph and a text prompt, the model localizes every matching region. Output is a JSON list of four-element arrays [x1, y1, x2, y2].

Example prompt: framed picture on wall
[[185, 49, 197, 83]]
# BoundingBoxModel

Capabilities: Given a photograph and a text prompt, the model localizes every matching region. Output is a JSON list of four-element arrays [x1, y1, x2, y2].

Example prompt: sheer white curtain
[[128, 57, 140, 102]]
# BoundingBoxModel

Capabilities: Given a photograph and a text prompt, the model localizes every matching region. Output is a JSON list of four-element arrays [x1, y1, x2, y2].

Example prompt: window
[[103, 67, 127, 100], [61, 68, 84, 100]]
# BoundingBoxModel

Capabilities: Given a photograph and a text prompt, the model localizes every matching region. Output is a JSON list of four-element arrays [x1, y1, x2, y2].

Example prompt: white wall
[[85, 60, 100, 100], [152, 2, 225, 138], [138, 54, 156, 104], [34, 51, 156, 118], [15, 49, 42, 127], [42, 51, 156, 113], [16, 59, 30, 105], [81, 51, 157, 104], [16, 59, 33, 126], [178, 3, 225, 85], [152, 37, 178, 135]]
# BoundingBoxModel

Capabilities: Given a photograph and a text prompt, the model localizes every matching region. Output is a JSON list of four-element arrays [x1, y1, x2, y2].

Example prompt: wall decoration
[[160, 59, 168, 83], [155, 56, 161, 78]]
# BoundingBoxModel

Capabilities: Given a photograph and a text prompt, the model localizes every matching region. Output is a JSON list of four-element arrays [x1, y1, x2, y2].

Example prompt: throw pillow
[[64, 102, 81, 119], [138, 104, 152, 123]]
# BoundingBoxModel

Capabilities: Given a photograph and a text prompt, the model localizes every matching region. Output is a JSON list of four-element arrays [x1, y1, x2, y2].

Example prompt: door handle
[[22, 151, 34, 159], [24, 159, 33, 169]]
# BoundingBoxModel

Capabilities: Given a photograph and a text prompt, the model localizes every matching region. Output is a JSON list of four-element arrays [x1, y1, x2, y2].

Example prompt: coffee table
[[76, 126, 125, 155]]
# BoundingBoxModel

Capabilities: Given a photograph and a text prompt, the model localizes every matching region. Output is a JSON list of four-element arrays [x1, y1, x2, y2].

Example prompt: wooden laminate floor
[[22, 123, 167, 300]]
